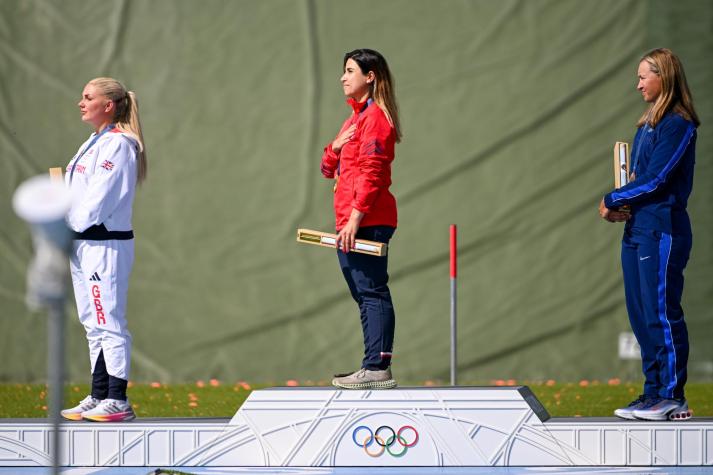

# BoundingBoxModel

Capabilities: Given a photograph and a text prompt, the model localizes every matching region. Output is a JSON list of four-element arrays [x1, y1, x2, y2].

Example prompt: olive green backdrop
[[1, 0, 711, 384]]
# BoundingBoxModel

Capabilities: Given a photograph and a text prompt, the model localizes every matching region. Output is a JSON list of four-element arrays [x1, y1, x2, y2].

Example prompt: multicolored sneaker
[[61, 395, 101, 421], [633, 398, 692, 421], [332, 368, 397, 390], [614, 394, 654, 420], [81, 398, 136, 422]]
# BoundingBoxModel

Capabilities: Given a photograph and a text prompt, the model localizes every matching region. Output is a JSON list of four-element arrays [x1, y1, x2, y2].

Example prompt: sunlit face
[[637, 60, 662, 103], [78, 83, 114, 130], [340, 58, 374, 101]]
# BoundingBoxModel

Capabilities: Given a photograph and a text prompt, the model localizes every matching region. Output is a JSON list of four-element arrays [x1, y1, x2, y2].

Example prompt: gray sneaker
[[333, 370, 358, 378], [633, 398, 691, 421], [332, 368, 397, 389], [614, 394, 653, 420]]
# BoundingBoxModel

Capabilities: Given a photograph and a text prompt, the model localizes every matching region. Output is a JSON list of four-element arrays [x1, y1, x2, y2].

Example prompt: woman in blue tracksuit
[[599, 48, 700, 421]]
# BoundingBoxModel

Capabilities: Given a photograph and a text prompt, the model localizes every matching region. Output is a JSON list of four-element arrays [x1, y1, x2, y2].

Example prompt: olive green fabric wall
[[1, 0, 711, 383]]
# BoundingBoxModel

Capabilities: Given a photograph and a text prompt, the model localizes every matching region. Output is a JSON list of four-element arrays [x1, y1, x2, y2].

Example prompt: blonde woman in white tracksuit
[[60, 77, 147, 422]]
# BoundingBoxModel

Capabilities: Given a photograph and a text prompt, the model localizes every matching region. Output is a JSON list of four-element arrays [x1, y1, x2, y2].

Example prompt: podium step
[[0, 386, 711, 467]]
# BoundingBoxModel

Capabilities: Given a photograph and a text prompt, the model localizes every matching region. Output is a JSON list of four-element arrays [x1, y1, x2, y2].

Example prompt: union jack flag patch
[[101, 160, 115, 171]]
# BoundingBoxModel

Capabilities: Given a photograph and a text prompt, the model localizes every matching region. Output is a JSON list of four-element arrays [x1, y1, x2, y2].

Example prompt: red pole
[[450, 225, 457, 279], [450, 224, 457, 386]]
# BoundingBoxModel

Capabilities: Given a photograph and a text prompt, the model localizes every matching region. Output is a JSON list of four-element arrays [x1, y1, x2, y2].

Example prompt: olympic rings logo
[[351, 425, 419, 457]]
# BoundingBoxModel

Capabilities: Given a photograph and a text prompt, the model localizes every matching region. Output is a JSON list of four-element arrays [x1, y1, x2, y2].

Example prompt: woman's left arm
[[352, 115, 393, 213], [336, 114, 393, 252]]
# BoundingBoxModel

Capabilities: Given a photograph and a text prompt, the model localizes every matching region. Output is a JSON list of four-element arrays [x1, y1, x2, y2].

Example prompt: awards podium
[[1, 386, 712, 469]]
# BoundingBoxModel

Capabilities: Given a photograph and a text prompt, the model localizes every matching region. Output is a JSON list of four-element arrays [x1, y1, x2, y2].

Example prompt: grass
[[1, 380, 712, 419], [534, 381, 713, 417], [0, 380, 257, 419]]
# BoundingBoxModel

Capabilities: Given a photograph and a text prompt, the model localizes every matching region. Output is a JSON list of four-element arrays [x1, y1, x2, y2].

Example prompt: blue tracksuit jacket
[[605, 112, 696, 234]]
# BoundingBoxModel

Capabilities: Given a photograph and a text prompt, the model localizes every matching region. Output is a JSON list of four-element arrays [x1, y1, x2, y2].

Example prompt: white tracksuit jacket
[[65, 128, 138, 380]]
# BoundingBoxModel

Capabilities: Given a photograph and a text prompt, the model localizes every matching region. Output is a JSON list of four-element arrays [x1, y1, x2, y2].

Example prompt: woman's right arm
[[321, 123, 356, 178], [604, 118, 696, 210]]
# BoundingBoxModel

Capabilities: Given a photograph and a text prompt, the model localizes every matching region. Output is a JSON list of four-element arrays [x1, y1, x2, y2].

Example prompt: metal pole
[[47, 299, 64, 475], [450, 224, 457, 386]]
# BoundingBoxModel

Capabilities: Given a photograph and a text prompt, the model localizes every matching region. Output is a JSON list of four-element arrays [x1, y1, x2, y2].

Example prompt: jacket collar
[[347, 97, 373, 114]]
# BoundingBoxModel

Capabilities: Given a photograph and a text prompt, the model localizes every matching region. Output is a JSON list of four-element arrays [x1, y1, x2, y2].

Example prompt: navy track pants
[[337, 226, 395, 370], [621, 227, 690, 399]]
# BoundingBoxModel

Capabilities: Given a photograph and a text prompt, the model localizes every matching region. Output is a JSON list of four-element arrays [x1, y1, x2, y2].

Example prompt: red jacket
[[321, 98, 397, 231]]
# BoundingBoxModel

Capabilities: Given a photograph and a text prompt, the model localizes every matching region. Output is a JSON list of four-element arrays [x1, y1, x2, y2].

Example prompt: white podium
[[1, 386, 711, 468]]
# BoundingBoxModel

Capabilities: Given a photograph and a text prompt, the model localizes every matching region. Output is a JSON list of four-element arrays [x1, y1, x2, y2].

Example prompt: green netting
[[1, 0, 711, 383]]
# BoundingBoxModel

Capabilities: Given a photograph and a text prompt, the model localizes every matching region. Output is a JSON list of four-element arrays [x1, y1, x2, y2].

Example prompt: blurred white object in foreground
[[12, 175, 72, 307], [12, 174, 72, 475]]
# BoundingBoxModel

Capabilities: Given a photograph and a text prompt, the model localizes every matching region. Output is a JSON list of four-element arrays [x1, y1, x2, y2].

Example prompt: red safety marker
[[450, 225, 457, 386], [450, 225, 457, 279]]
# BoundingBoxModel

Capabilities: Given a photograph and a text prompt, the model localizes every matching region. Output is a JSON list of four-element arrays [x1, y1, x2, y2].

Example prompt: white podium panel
[[0, 386, 711, 468], [0, 418, 231, 467], [224, 386, 550, 466]]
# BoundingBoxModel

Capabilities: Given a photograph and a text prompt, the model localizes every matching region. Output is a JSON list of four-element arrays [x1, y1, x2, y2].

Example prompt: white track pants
[[69, 239, 133, 380]]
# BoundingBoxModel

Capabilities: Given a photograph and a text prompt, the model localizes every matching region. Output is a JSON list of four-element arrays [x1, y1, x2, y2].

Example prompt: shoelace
[[629, 394, 646, 407], [79, 395, 98, 408], [627, 394, 647, 407], [637, 397, 663, 409]]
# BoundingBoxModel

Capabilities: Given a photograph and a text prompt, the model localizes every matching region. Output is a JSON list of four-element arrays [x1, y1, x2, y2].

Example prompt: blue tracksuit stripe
[[657, 232, 677, 398], [609, 124, 695, 206]]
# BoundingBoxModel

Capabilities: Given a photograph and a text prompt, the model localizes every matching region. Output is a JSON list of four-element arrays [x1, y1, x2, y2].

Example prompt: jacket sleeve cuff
[[66, 213, 88, 233], [321, 145, 338, 178], [351, 200, 371, 215], [603, 193, 616, 209]]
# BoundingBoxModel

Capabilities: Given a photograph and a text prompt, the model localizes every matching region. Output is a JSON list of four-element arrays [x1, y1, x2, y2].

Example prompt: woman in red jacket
[[322, 49, 401, 389]]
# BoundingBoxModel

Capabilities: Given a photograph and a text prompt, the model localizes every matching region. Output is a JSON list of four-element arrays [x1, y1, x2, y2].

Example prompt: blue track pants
[[337, 226, 395, 370], [621, 227, 690, 399]]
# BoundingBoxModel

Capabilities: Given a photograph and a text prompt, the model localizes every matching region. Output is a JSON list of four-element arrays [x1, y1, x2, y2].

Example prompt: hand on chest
[[341, 133, 362, 159]]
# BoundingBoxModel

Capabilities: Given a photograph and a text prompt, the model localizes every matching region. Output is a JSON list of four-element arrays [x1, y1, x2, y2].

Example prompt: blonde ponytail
[[118, 91, 147, 183]]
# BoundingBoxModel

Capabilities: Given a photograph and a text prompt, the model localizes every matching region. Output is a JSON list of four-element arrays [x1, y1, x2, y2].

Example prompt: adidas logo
[[89, 272, 101, 282]]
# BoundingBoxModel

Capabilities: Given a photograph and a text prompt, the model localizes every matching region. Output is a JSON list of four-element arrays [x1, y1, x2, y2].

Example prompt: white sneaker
[[61, 395, 101, 421], [81, 398, 136, 422]]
